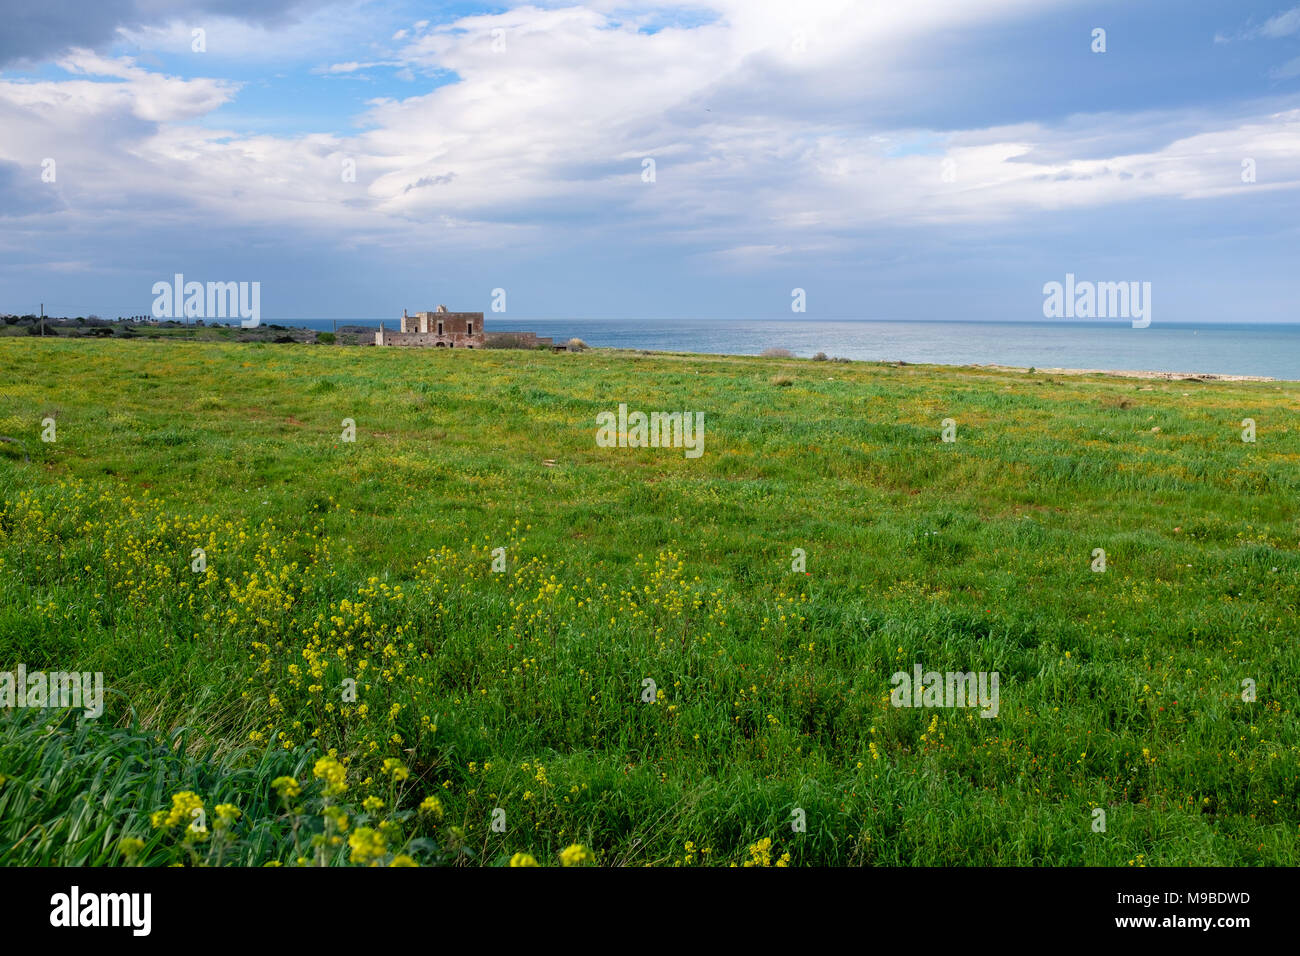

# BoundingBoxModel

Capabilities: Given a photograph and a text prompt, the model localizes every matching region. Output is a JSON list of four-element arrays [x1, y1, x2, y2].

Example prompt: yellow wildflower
[[313, 756, 348, 796], [323, 805, 349, 832], [419, 795, 444, 821], [271, 776, 301, 800], [152, 791, 204, 830], [560, 844, 594, 867], [348, 826, 386, 865]]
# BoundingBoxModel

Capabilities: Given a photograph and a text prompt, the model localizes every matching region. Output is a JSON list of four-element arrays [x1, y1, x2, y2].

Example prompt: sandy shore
[[975, 364, 1277, 383], [568, 348, 1288, 382]]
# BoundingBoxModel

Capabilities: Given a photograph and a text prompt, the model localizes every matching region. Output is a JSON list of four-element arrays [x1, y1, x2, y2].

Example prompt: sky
[[1, 0, 1299, 323]]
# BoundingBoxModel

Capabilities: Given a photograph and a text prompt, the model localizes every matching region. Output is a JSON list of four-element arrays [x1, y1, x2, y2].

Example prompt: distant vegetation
[[0, 315, 317, 343]]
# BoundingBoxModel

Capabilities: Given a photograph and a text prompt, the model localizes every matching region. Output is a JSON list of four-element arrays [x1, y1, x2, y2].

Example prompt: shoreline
[[600, 347, 1288, 383], [972, 363, 1277, 383], [2, 331, 1289, 383]]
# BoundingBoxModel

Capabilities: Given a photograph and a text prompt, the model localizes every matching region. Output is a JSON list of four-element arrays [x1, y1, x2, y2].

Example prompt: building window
[[437, 321, 444, 335], [467, 322, 474, 335]]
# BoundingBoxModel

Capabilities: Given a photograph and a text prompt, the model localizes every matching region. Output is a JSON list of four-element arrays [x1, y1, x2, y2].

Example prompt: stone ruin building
[[375, 305, 485, 348], [374, 304, 558, 349]]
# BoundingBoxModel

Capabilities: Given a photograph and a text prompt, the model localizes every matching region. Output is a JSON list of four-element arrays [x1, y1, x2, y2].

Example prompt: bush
[[567, 338, 588, 352], [761, 348, 793, 358], [812, 352, 828, 361], [316, 332, 336, 345], [772, 375, 794, 387]]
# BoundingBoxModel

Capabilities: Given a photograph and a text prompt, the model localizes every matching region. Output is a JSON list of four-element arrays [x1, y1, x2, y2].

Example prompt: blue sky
[[1, 0, 1299, 322]]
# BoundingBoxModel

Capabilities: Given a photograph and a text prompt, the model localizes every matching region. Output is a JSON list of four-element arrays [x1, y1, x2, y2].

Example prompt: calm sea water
[[271, 319, 1300, 380]]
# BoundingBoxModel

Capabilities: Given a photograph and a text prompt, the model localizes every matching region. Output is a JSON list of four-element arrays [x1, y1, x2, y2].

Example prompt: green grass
[[0, 337, 1297, 866]]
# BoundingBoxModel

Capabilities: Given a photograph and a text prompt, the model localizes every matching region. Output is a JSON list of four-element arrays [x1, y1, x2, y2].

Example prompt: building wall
[[401, 312, 483, 336], [482, 331, 555, 348], [375, 329, 486, 348], [381, 310, 487, 347]]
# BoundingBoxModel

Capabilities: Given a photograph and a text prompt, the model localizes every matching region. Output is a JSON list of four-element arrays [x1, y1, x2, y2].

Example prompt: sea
[[267, 318, 1299, 380]]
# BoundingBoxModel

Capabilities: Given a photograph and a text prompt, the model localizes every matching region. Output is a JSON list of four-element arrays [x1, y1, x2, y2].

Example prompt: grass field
[[1, 337, 1297, 867]]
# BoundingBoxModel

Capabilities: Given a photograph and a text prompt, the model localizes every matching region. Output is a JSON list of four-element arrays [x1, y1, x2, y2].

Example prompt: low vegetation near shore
[[1, 338, 1297, 866]]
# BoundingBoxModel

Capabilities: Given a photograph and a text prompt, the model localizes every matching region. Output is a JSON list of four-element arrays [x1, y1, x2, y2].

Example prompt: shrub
[[772, 375, 794, 387], [316, 332, 336, 345], [567, 338, 588, 352], [761, 347, 793, 358], [812, 352, 828, 361]]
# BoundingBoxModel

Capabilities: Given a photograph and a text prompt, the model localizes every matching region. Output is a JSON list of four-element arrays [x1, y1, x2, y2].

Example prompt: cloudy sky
[[1, 0, 1298, 322]]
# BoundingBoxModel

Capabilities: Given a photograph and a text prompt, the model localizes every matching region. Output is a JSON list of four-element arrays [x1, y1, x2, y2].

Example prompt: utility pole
[[40, 303, 44, 336]]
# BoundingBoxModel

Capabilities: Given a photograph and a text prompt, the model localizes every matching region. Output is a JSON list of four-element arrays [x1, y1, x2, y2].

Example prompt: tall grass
[[0, 338, 1297, 865]]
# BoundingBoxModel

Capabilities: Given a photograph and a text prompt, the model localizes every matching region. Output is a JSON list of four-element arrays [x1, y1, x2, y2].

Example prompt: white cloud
[[114, 2, 386, 63], [1260, 6, 1300, 38], [4, 1, 1300, 268], [1272, 55, 1300, 79], [318, 60, 400, 74]]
